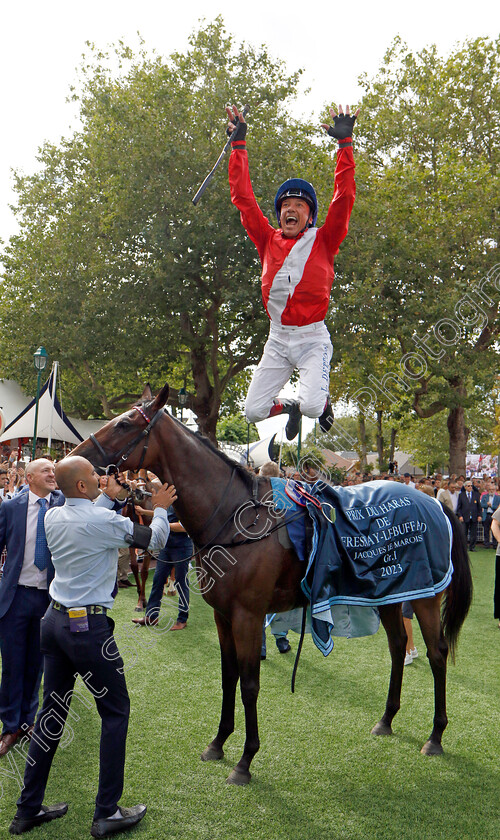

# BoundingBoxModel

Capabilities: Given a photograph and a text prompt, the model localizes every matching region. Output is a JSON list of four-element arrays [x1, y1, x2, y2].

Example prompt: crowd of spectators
[[252, 460, 500, 509], [252, 461, 500, 554]]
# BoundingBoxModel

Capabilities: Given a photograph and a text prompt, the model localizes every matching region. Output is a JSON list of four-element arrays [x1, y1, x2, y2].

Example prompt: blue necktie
[[34, 498, 51, 571]]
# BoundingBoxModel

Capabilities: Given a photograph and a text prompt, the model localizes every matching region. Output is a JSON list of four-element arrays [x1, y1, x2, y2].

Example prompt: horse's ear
[[140, 383, 153, 402], [151, 383, 170, 411]]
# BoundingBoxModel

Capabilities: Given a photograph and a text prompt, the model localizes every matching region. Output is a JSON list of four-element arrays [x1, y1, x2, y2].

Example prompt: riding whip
[[192, 104, 250, 205]]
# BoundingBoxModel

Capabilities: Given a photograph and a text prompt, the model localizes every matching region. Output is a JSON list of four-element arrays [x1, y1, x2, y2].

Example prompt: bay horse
[[71, 384, 473, 785]]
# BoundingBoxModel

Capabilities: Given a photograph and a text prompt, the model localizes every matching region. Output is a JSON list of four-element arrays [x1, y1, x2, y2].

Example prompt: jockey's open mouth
[[281, 212, 302, 235]]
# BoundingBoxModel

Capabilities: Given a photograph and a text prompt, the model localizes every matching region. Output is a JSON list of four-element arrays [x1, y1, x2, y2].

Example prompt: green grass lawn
[[1, 549, 498, 840]]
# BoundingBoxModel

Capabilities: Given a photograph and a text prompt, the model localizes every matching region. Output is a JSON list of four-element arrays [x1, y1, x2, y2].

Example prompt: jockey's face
[[279, 197, 313, 238]]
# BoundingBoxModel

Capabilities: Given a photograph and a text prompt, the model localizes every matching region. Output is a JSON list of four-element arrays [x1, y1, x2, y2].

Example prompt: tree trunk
[[376, 410, 385, 471], [389, 427, 397, 462], [447, 403, 469, 476], [357, 411, 368, 471], [190, 345, 218, 442]]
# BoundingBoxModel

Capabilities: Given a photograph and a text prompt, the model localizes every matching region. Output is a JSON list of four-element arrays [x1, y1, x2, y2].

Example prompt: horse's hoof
[[134, 606, 144, 612], [201, 745, 224, 761], [371, 721, 393, 736], [226, 769, 251, 785], [421, 739, 443, 756]]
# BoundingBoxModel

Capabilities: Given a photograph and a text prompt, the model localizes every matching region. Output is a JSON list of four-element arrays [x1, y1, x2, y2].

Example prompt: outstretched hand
[[321, 105, 360, 140], [152, 483, 178, 510], [225, 105, 247, 141]]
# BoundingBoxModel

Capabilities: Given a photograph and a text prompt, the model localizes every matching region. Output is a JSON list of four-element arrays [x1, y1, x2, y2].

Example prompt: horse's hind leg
[[413, 596, 448, 755], [371, 604, 407, 737], [201, 611, 239, 764]]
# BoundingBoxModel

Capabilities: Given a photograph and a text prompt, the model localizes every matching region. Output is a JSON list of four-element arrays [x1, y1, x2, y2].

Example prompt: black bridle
[[89, 405, 165, 473]]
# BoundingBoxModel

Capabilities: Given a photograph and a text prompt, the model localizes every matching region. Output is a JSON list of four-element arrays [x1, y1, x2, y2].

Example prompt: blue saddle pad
[[269, 479, 453, 656]]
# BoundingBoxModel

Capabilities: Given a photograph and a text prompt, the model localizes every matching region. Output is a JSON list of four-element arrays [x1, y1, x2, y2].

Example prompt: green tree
[[216, 414, 258, 444], [279, 441, 332, 478], [1, 19, 328, 436], [330, 36, 500, 474]]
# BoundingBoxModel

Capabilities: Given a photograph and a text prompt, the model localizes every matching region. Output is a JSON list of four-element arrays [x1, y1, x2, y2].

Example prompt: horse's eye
[[116, 419, 132, 431]]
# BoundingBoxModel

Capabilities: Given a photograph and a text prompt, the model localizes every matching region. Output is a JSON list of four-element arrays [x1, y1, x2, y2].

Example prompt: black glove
[[326, 112, 357, 141], [227, 119, 247, 142]]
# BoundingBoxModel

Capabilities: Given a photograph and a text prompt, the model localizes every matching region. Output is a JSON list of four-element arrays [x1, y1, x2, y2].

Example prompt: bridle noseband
[[89, 406, 164, 473]]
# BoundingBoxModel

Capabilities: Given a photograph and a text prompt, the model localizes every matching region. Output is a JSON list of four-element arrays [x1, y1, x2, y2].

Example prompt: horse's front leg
[[226, 611, 263, 786], [129, 548, 141, 604], [371, 604, 406, 737], [201, 611, 239, 763], [139, 551, 151, 608]]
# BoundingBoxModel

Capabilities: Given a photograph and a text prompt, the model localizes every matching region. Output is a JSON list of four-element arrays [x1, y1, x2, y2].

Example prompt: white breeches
[[245, 322, 333, 423]]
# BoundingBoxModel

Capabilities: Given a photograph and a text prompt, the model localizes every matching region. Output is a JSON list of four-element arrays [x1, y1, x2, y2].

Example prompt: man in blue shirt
[[9, 456, 176, 838]]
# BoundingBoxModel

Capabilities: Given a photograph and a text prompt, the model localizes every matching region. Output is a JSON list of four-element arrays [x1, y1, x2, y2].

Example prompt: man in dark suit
[[480, 480, 500, 548], [0, 459, 64, 756], [456, 479, 482, 551]]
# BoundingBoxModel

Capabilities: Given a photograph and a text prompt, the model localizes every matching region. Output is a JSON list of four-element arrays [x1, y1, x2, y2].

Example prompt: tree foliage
[[0, 18, 327, 433], [216, 414, 258, 444], [329, 36, 500, 473], [1, 27, 498, 469]]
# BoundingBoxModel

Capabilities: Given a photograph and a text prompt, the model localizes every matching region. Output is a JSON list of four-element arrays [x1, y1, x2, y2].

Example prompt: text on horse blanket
[[269, 479, 453, 655]]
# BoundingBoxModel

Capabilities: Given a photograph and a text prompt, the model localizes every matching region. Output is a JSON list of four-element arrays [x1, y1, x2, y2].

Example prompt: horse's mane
[[139, 399, 257, 491], [193, 430, 258, 489]]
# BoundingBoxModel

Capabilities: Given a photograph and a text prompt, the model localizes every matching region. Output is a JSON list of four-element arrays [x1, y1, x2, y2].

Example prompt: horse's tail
[[440, 504, 473, 662]]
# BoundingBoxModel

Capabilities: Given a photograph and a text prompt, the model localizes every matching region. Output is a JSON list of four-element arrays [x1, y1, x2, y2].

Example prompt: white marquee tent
[[220, 434, 277, 469], [0, 373, 279, 467], [0, 372, 104, 446]]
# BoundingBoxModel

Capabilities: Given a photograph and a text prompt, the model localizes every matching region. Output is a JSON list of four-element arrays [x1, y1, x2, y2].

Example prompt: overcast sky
[[2, 2, 498, 440], [2, 0, 498, 243]]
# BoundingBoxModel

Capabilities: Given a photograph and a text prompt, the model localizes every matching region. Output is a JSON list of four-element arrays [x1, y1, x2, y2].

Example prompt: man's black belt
[[51, 600, 107, 615], [18, 585, 46, 590]]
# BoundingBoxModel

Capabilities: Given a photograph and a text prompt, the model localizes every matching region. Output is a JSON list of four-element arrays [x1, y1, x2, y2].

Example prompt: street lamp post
[[178, 387, 188, 423], [297, 416, 303, 466], [32, 346, 48, 460]]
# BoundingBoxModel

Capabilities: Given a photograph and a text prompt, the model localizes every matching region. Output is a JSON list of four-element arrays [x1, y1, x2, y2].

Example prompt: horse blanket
[[269, 479, 453, 655]]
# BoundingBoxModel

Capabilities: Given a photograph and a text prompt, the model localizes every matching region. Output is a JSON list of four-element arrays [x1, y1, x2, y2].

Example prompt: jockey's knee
[[244, 399, 270, 424], [299, 396, 326, 419]]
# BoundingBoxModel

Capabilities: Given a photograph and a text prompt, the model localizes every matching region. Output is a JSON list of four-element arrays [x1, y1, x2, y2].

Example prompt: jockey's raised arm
[[227, 102, 358, 440]]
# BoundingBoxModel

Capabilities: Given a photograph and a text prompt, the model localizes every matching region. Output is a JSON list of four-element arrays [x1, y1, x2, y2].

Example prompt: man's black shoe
[[319, 398, 334, 433], [9, 803, 68, 834], [285, 400, 301, 440], [91, 804, 147, 838], [276, 639, 291, 654]]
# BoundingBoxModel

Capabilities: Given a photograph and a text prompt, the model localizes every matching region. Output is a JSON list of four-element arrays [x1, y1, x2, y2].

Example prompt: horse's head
[[71, 383, 170, 472]]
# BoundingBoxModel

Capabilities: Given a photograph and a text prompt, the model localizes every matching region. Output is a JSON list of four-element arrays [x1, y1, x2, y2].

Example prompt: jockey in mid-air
[[227, 103, 358, 440]]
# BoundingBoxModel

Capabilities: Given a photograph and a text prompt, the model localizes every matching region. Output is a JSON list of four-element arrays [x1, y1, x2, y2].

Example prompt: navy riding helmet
[[274, 178, 318, 227]]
